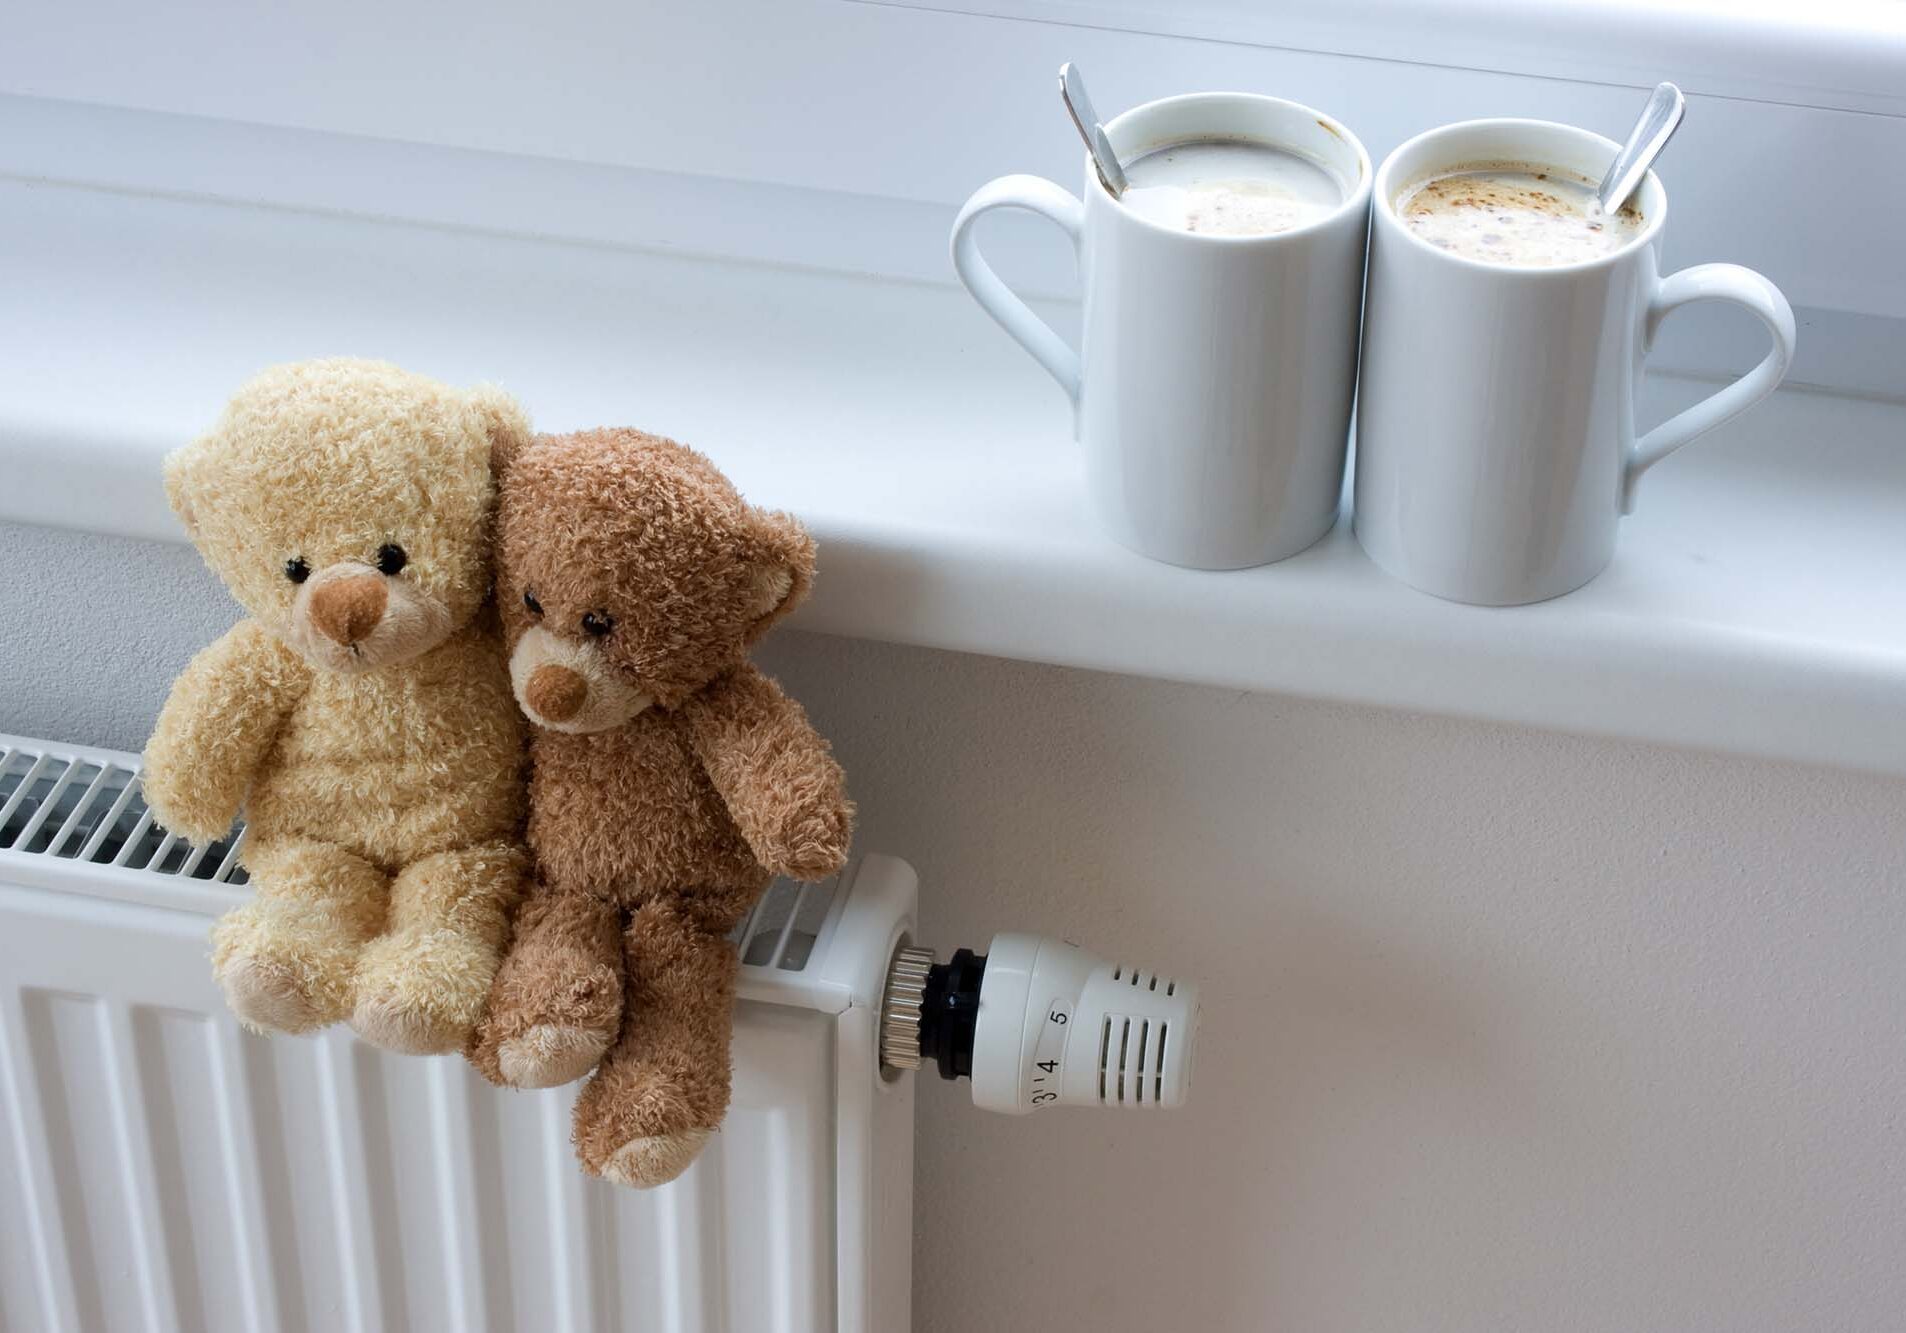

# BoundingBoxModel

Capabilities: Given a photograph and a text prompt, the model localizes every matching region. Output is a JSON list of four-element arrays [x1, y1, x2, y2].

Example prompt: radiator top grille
[[0, 741, 248, 884], [0, 737, 836, 975]]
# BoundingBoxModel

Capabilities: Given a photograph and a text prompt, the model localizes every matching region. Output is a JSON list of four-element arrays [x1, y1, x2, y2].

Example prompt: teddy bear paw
[[497, 1023, 615, 1089], [140, 769, 239, 850], [217, 954, 332, 1035], [598, 1128, 712, 1190], [766, 802, 853, 883]]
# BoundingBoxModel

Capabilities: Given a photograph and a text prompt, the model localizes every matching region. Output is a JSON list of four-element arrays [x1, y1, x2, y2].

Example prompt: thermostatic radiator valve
[[881, 933, 1199, 1112]]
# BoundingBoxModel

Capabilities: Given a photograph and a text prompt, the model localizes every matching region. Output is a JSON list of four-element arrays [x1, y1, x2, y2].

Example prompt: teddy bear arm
[[142, 620, 308, 846], [684, 666, 854, 883]]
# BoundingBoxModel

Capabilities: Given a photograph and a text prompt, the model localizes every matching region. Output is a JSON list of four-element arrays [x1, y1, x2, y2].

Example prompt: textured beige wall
[[6, 518, 1903, 1332]]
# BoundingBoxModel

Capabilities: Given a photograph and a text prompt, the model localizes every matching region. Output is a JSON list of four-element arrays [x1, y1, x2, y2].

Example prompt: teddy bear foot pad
[[218, 954, 335, 1035], [350, 992, 470, 1056], [599, 1128, 713, 1190], [497, 1023, 615, 1089]]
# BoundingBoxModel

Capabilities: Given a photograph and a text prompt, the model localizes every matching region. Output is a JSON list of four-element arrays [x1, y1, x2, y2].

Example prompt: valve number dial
[[1026, 998, 1072, 1107]]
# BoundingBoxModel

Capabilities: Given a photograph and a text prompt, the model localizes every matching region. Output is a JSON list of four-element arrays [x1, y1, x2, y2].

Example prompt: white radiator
[[0, 732, 916, 1333]]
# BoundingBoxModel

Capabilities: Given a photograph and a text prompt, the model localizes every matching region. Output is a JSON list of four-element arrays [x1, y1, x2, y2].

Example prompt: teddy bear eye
[[375, 543, 408, 575], [284, 556, 310, 584], [523, 589, 543, 617], [581, 610, 614, 638]]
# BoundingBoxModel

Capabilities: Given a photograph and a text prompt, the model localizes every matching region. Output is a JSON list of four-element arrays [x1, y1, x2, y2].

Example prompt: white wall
[[5, 518, 1902, 1331]]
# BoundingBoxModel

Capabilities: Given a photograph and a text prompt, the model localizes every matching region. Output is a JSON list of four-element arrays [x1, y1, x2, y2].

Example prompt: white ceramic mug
[[951, 93, 1373, 569], [1354, 118, 1797, 605]]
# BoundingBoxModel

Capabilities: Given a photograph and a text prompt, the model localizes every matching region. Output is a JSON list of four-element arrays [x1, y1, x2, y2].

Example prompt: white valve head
[[882, 932, 1201, 1113], [970, 932, 1199, 1114]]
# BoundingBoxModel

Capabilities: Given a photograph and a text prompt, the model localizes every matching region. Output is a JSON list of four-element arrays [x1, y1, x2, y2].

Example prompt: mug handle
[[950, 175, 1086, 409], [1625, 263, 1796, 512]]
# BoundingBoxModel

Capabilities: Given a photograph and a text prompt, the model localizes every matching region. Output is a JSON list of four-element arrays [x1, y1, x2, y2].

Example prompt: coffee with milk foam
[[1397, 164, 1643, 267], [1119, 139, 1344, 237]]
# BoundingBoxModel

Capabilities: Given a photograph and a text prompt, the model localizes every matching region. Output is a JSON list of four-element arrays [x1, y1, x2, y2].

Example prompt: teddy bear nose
[[308, 574, 389, 646], [526, 664, 588, 722]]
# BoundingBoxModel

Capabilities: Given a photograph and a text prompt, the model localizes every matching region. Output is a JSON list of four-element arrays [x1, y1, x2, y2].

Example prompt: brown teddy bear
[[142, 358, 529, 1054], [468, 427, 852, 1188]]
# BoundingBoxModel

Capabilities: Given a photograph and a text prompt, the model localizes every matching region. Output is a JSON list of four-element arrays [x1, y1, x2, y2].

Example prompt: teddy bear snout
[[525, 664, 589, 722], [308, 573, 389, 647]]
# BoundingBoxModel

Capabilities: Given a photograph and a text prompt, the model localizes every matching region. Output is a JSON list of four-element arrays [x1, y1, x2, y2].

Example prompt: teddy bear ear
[[744, 508, 817, 640], [162, 441, 203, 539], [468, 384, 532, 476]]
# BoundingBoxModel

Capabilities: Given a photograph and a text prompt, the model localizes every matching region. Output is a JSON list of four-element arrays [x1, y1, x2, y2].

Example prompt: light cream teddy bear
[[142, 358, 528, 1053]]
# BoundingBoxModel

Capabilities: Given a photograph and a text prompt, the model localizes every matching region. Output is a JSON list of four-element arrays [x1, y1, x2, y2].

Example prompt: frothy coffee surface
[[1397, 165, 1642, 266], [1120, 139, 1343, 237]]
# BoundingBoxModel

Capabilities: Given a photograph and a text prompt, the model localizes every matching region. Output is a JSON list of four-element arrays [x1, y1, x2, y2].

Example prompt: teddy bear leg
[[467, 883, 625, 1089], [213, 840, 388, 1035], [351, 840, 526, 1055], [571, 891, 754, 1189]]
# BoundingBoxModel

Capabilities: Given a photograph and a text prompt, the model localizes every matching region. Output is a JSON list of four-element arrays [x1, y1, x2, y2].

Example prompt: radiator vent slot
[[731, 870, 841, 974], [0, 738, 838, 974]]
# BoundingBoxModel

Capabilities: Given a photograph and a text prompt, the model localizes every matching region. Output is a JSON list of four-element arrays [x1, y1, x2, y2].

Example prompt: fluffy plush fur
[[468, 428, 852, 1188], [142, 359, 529, 1054]]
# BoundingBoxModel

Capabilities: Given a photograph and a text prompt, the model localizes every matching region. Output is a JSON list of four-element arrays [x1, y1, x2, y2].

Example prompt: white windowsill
[[3, 177, 1903, 778]]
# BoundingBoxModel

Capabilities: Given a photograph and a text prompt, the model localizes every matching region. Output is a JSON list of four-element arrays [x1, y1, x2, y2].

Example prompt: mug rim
[[1374, 117, 1669, 276], [1095, 91, 1375, 245]]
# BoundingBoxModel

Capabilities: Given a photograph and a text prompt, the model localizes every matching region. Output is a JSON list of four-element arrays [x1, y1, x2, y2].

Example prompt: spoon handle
[[1598, 81, 1685, 215], [1059, 62, 1128, 196]]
